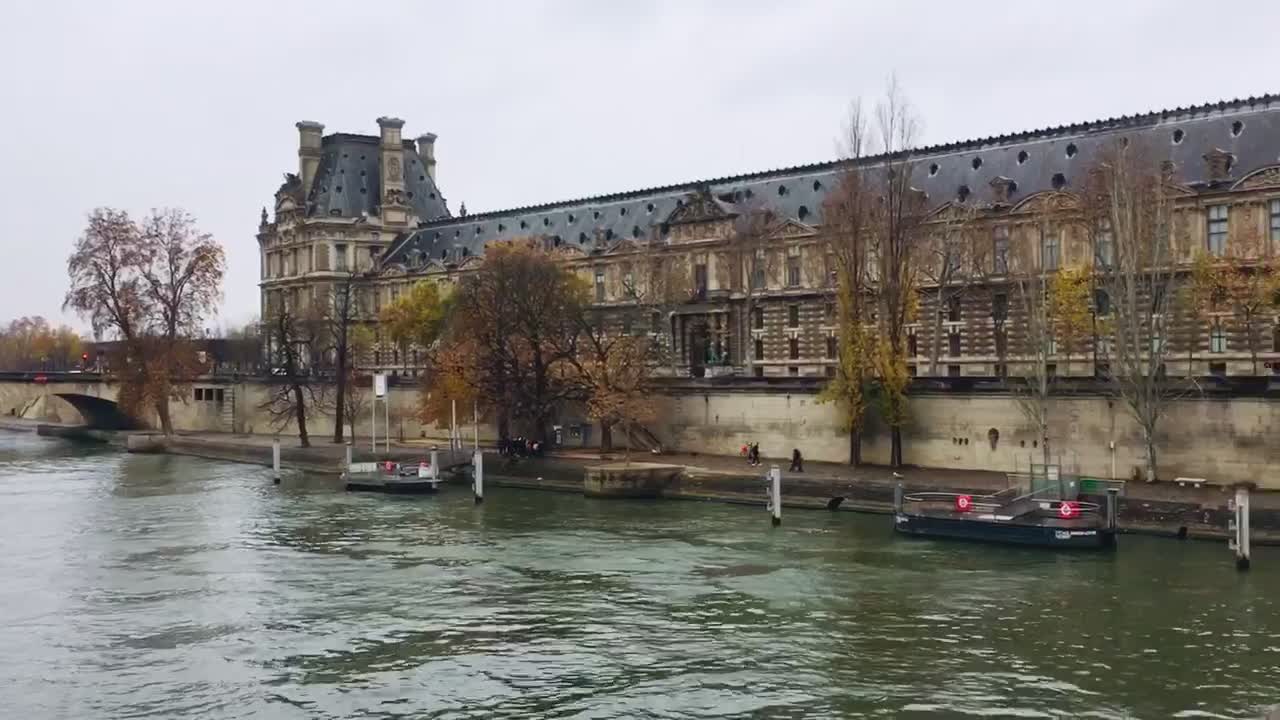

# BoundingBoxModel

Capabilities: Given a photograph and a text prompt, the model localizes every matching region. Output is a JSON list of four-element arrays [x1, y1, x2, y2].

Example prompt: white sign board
[[374, 373, 387, 398]]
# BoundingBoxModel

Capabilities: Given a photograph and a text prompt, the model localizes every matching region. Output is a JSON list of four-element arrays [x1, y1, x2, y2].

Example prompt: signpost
[[372, 373, 387, 455]]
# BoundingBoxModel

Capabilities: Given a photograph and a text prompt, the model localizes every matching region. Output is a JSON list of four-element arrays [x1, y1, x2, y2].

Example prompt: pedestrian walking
[[789, 448, 804, 473]]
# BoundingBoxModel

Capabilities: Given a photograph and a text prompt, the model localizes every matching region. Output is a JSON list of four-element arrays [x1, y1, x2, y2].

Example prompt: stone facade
[[259, 98, 1280, 381]]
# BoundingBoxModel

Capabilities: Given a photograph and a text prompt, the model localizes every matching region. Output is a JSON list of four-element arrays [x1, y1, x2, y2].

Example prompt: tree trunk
[[601, 422, 614, 452], [1143, 428, 1157, 483], [497, 411, 510, 444], [930, 291, 943, 375], [890, 426, 903, 468], [293, 383, 309, 448], [155, 396, 173, 435], [332, 362, 347, 444], [848, 427, 862, 466]]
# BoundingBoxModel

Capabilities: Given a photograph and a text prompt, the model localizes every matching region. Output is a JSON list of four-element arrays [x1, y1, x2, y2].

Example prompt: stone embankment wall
[[3, 378, 1277, 488], [654, 390, 1280, 489]]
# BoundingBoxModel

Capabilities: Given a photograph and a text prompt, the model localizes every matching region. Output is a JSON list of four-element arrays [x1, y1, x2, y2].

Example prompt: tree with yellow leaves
[[1049, 265, 1093, 377]]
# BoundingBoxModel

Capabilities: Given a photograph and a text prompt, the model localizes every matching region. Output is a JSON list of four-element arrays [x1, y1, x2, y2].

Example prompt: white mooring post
[[473, 449, 484, 504], [272, 439, 281, 483], [769, 465, 782, 527], [1231, 483, 1252, 571], [430, 448, 440, 482], [345, 443, 352, 473]]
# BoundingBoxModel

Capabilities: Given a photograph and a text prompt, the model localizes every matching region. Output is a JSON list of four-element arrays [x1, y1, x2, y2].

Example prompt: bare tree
[[863, 80, 929, 467], [727, 198, 781, 376], [816, 100, 875, 464], [619, 233, 690, 375], [261, 307, 327, 447], [136, 209, 226, 433], [920, 206, 983, 375], [1082, 140, 1188, 482], [65, 208, 223, 432]]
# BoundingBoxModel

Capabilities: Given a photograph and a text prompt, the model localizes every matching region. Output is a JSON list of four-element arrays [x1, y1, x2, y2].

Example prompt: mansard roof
[[384, 94, 1280, 266], [306, 133, 451, 222]]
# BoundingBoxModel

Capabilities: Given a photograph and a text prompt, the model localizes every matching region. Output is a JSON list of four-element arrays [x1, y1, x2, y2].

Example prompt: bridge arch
[[53, 393, 141, 430]]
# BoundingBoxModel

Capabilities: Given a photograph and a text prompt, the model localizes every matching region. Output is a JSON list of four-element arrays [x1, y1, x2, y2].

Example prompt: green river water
[[1, 432, 1277, 719]]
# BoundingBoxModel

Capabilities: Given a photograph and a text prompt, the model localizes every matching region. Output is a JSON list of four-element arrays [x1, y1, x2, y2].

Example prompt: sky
[[2, 0, 1278, 334]]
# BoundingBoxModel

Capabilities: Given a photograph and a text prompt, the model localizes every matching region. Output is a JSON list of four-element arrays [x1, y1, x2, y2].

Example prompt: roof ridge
[[420, 92, 1279, 225]]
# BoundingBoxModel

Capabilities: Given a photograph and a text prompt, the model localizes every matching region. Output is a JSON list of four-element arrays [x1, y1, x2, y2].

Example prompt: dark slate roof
[[384, 94, 1280, 266], [306, 134, 450, 221]]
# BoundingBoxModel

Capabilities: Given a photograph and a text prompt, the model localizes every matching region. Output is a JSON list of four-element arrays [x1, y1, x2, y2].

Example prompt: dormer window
[[989, 176, 1017, 204]]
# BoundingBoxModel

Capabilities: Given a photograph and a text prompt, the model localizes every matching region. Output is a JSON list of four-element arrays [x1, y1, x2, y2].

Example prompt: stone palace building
[[259, 97, 1280, 382]]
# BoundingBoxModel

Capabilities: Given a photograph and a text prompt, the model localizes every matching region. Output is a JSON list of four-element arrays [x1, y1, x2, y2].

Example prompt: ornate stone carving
[[386, 155, 402, 181], [1233, 166, 1280, 191], [384, 188, 407, 207], [665, 188, 733, 226]]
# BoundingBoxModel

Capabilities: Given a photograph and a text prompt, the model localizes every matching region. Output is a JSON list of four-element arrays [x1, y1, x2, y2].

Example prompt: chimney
[[1203, 148, 1234, 183], [296, 121, 324, 195], [377, 116, 409, 222], [416, 133, 438, 183]]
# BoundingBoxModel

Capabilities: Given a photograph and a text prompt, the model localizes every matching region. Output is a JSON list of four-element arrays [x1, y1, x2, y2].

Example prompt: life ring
[[1058, 501, 1077, 519], [384, 461, 395, 472], [955, 495, 973, 512]]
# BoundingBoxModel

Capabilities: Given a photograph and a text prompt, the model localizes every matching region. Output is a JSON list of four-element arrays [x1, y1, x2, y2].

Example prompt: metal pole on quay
[[768, 465, 781, 527], [1230, 482, 1253, 571], [473, 448, 484, 505], [272, 438, 281, 484]]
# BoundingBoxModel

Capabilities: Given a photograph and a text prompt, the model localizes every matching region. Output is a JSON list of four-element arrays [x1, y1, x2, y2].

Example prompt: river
[[0, 432, 1277, 719]]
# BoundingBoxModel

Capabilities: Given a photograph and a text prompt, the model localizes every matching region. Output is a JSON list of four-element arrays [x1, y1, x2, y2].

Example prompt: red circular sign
[[1059, 501, 1077, 519], [955, 495, 973, 512]]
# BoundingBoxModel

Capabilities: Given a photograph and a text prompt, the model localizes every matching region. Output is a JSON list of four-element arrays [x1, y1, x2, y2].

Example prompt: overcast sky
[[2, 0, 1278, 333]]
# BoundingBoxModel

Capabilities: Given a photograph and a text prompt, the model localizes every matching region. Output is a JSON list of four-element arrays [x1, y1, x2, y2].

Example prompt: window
[[1210, 362, 1227, 377], [1047, 336, 1058, 356], [621, 315, 633, 336], [786, 250, 801, 287], [1270, 199, 1280, 250], [1095, 219, 1114, 268], [651, 311, 662, 334], [594, 269, 606, 302], [622, 267, 634, 294], [754, 338, 764, 360], [194, 388, 204, 401], [374, 350, 381, 365], [1210, 322, 1227, 353], [693, 263, 708, 300], [948, 332, 961, 357], [947, 296, 961, 322], [992, 293, 1008, 322], [824, 302, 835, 322], [947, 364, 961, 378], [789, 338, 800, 360], [826, 336, 837, 359], [754, 366, 764, 378], [751, 251, 766, 290], [1094, 289, 1111, 317], [753, 307, 764, 330], [334, 244, 348, 271], [992, 226, 1009, 274], [788, 366, 799, 377], [824, 253, 837, 286], [825, 366, 837, 378], [1041, 229, 1060, 271], [788, 305, 800, 328], [215, 389, 225, 404], [995, 329, 1008, 357], [1207, 204, 1228, 256], [908, 365, 918, 377], [908, 334, 918, 357]]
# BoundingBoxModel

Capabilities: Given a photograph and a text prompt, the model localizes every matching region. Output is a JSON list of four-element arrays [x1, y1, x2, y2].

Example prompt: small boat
[[894, 486, 1118, 549], [344, 460, 441, 495]]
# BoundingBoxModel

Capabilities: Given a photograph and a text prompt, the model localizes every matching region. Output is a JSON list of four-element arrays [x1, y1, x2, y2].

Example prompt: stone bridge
[[0, 372, 140, 429]]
